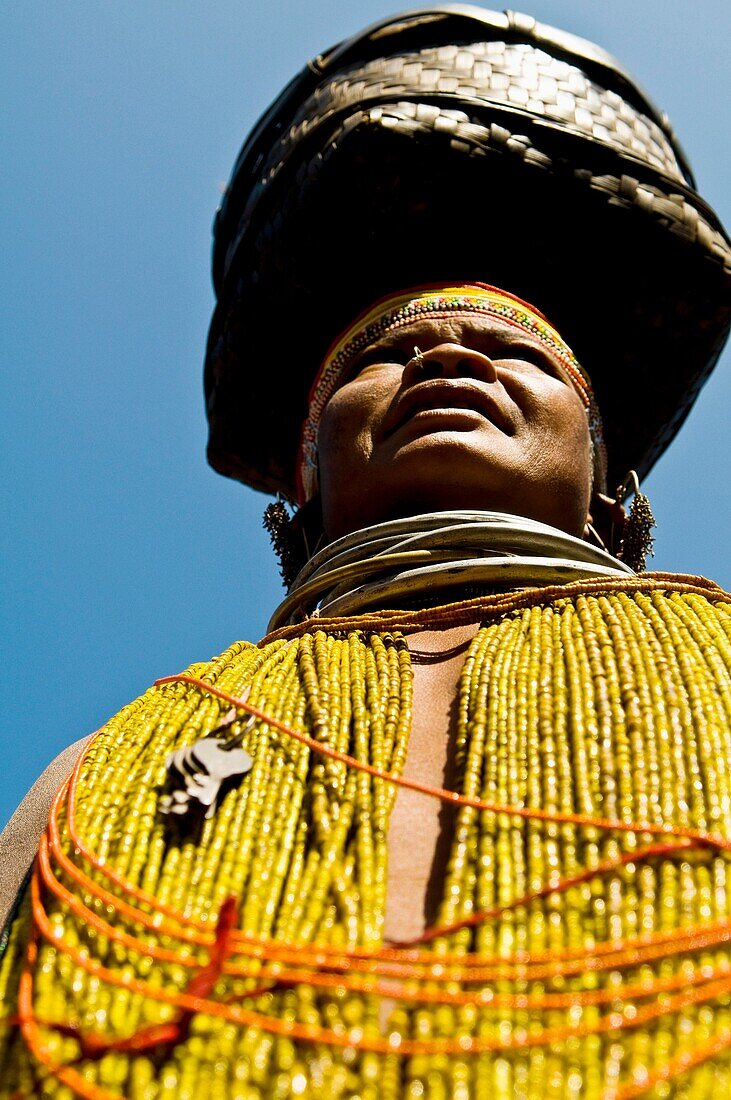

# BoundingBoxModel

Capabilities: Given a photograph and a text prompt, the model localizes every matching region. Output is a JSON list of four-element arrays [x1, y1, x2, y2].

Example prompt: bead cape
[[3, 577, 731, 1097]]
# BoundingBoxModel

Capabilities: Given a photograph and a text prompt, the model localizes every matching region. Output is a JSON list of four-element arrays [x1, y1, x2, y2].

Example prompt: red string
[[13, 666, 731, 1099], [154, 675, 731, 858], [25, 866, 731, 1058]]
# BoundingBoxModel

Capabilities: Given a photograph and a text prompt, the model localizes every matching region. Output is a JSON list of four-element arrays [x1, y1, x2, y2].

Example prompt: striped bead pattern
[[3, 584, 731, 1097]]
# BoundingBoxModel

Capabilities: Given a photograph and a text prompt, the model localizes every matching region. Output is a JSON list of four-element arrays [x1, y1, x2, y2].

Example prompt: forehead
[[361, 310, 551, 353]]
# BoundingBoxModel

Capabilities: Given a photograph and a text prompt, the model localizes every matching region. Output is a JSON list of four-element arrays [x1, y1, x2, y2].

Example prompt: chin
[[323, 442, 590, 539], [375, 476, 588, 538], [387, 441, 589, 530]]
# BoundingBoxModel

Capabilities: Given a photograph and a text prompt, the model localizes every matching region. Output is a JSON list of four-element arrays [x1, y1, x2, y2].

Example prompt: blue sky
[[2, 1, 730, 828]]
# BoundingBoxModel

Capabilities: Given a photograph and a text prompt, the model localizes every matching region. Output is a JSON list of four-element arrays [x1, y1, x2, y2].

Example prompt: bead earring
[[616, 470, 656, 573], [263, 498, 299, 587], [264, 496, 325, 588]]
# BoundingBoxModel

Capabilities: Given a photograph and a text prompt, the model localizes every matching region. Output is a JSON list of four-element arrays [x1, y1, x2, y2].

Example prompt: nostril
[[411, 348, 445, 379], [456, 359, 474, 377]]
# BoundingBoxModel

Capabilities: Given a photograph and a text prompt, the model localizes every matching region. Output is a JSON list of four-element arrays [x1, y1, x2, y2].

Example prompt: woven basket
[[205, 5, 731, 499]]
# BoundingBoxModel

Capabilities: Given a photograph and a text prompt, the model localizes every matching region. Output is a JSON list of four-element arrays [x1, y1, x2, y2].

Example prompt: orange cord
[[43, 820, 729, 995], [155, 675, 731, 857], [14, 658, 731, 1098], [25, 865, 731, 1057], [45, 819, 724, 986]]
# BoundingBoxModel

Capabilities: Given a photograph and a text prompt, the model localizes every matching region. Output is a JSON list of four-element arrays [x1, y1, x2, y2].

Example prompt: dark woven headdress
[[205, 6, 731, 500]]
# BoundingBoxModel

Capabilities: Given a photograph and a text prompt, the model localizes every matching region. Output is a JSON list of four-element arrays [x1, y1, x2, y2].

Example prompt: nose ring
[[410, 345, 425, 370]]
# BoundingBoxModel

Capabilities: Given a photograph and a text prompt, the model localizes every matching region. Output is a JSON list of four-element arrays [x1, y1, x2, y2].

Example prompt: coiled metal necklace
[[269, 510, 632, 628]]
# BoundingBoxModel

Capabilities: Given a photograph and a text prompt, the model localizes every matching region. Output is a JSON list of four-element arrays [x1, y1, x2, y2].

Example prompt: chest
[[384, 623, 479, 942]]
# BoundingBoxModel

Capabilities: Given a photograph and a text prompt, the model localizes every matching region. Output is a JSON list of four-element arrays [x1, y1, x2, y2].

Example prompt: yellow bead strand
[[5, 585, 731, 1096]]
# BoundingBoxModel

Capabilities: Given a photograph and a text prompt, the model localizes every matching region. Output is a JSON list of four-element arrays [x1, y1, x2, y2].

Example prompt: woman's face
[[317, 312, 593, 541]]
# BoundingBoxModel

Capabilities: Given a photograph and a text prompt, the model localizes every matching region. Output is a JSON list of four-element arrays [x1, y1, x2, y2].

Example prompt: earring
[[615, 471, 656, 573], [583, 519, 608, 551], [263, 498, 299, 587], [264, 496, 325, 588]]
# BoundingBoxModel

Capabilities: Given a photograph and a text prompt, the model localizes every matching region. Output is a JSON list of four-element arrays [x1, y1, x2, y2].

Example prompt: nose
[[403, 342, 498, 385]]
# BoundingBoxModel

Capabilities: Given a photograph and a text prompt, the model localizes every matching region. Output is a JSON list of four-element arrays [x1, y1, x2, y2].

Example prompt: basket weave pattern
[[290, 43, 682, 177], [224, 39, 729, 288], [208, 12, 731, 498]]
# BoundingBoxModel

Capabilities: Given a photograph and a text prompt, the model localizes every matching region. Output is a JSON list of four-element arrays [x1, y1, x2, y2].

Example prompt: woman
[[2, 8, 731, 1098]]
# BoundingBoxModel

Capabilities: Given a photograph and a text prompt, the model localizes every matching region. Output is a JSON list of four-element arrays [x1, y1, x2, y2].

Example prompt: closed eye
[[349, 346, 412, 376], [497, 341, 564, 380]]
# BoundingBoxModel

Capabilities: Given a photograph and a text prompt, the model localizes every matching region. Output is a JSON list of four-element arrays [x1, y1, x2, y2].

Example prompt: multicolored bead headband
[[297, 283, 606, 503]]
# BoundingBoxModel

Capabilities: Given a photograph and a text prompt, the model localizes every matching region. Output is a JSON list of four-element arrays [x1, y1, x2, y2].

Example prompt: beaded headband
[[297, 283, 606, 503]]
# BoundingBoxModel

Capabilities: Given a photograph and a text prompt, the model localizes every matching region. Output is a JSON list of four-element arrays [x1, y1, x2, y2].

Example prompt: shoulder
[[0, 734, 92, 928], [0, 638, 263, 929]]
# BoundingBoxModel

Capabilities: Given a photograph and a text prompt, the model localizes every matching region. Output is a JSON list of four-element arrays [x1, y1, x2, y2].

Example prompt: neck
[[268, 510, 632, 630]]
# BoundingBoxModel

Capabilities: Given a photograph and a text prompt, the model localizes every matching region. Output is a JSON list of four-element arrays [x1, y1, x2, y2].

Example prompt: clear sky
[[2, 1, 730, 828]]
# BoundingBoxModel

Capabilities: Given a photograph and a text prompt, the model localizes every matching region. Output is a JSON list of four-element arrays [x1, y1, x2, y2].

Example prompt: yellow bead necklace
[[3, 581, 731, 1097]]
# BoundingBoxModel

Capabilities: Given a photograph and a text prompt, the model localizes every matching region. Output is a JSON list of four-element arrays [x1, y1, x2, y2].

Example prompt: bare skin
[[378, 621, 479, 1030], [385, 622, 479, 944]]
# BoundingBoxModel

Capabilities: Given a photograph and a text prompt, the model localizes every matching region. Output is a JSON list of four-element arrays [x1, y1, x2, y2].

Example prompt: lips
[[384, 380, 511, 438]]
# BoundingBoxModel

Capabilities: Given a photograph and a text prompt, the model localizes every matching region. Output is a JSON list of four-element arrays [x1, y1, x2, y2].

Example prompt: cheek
[[317, 386, 382, 493], [522, 388, 592, 479], [546, 401, 590, 452], [525, 381, 589, 442], [320, 394, 370, 458]]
